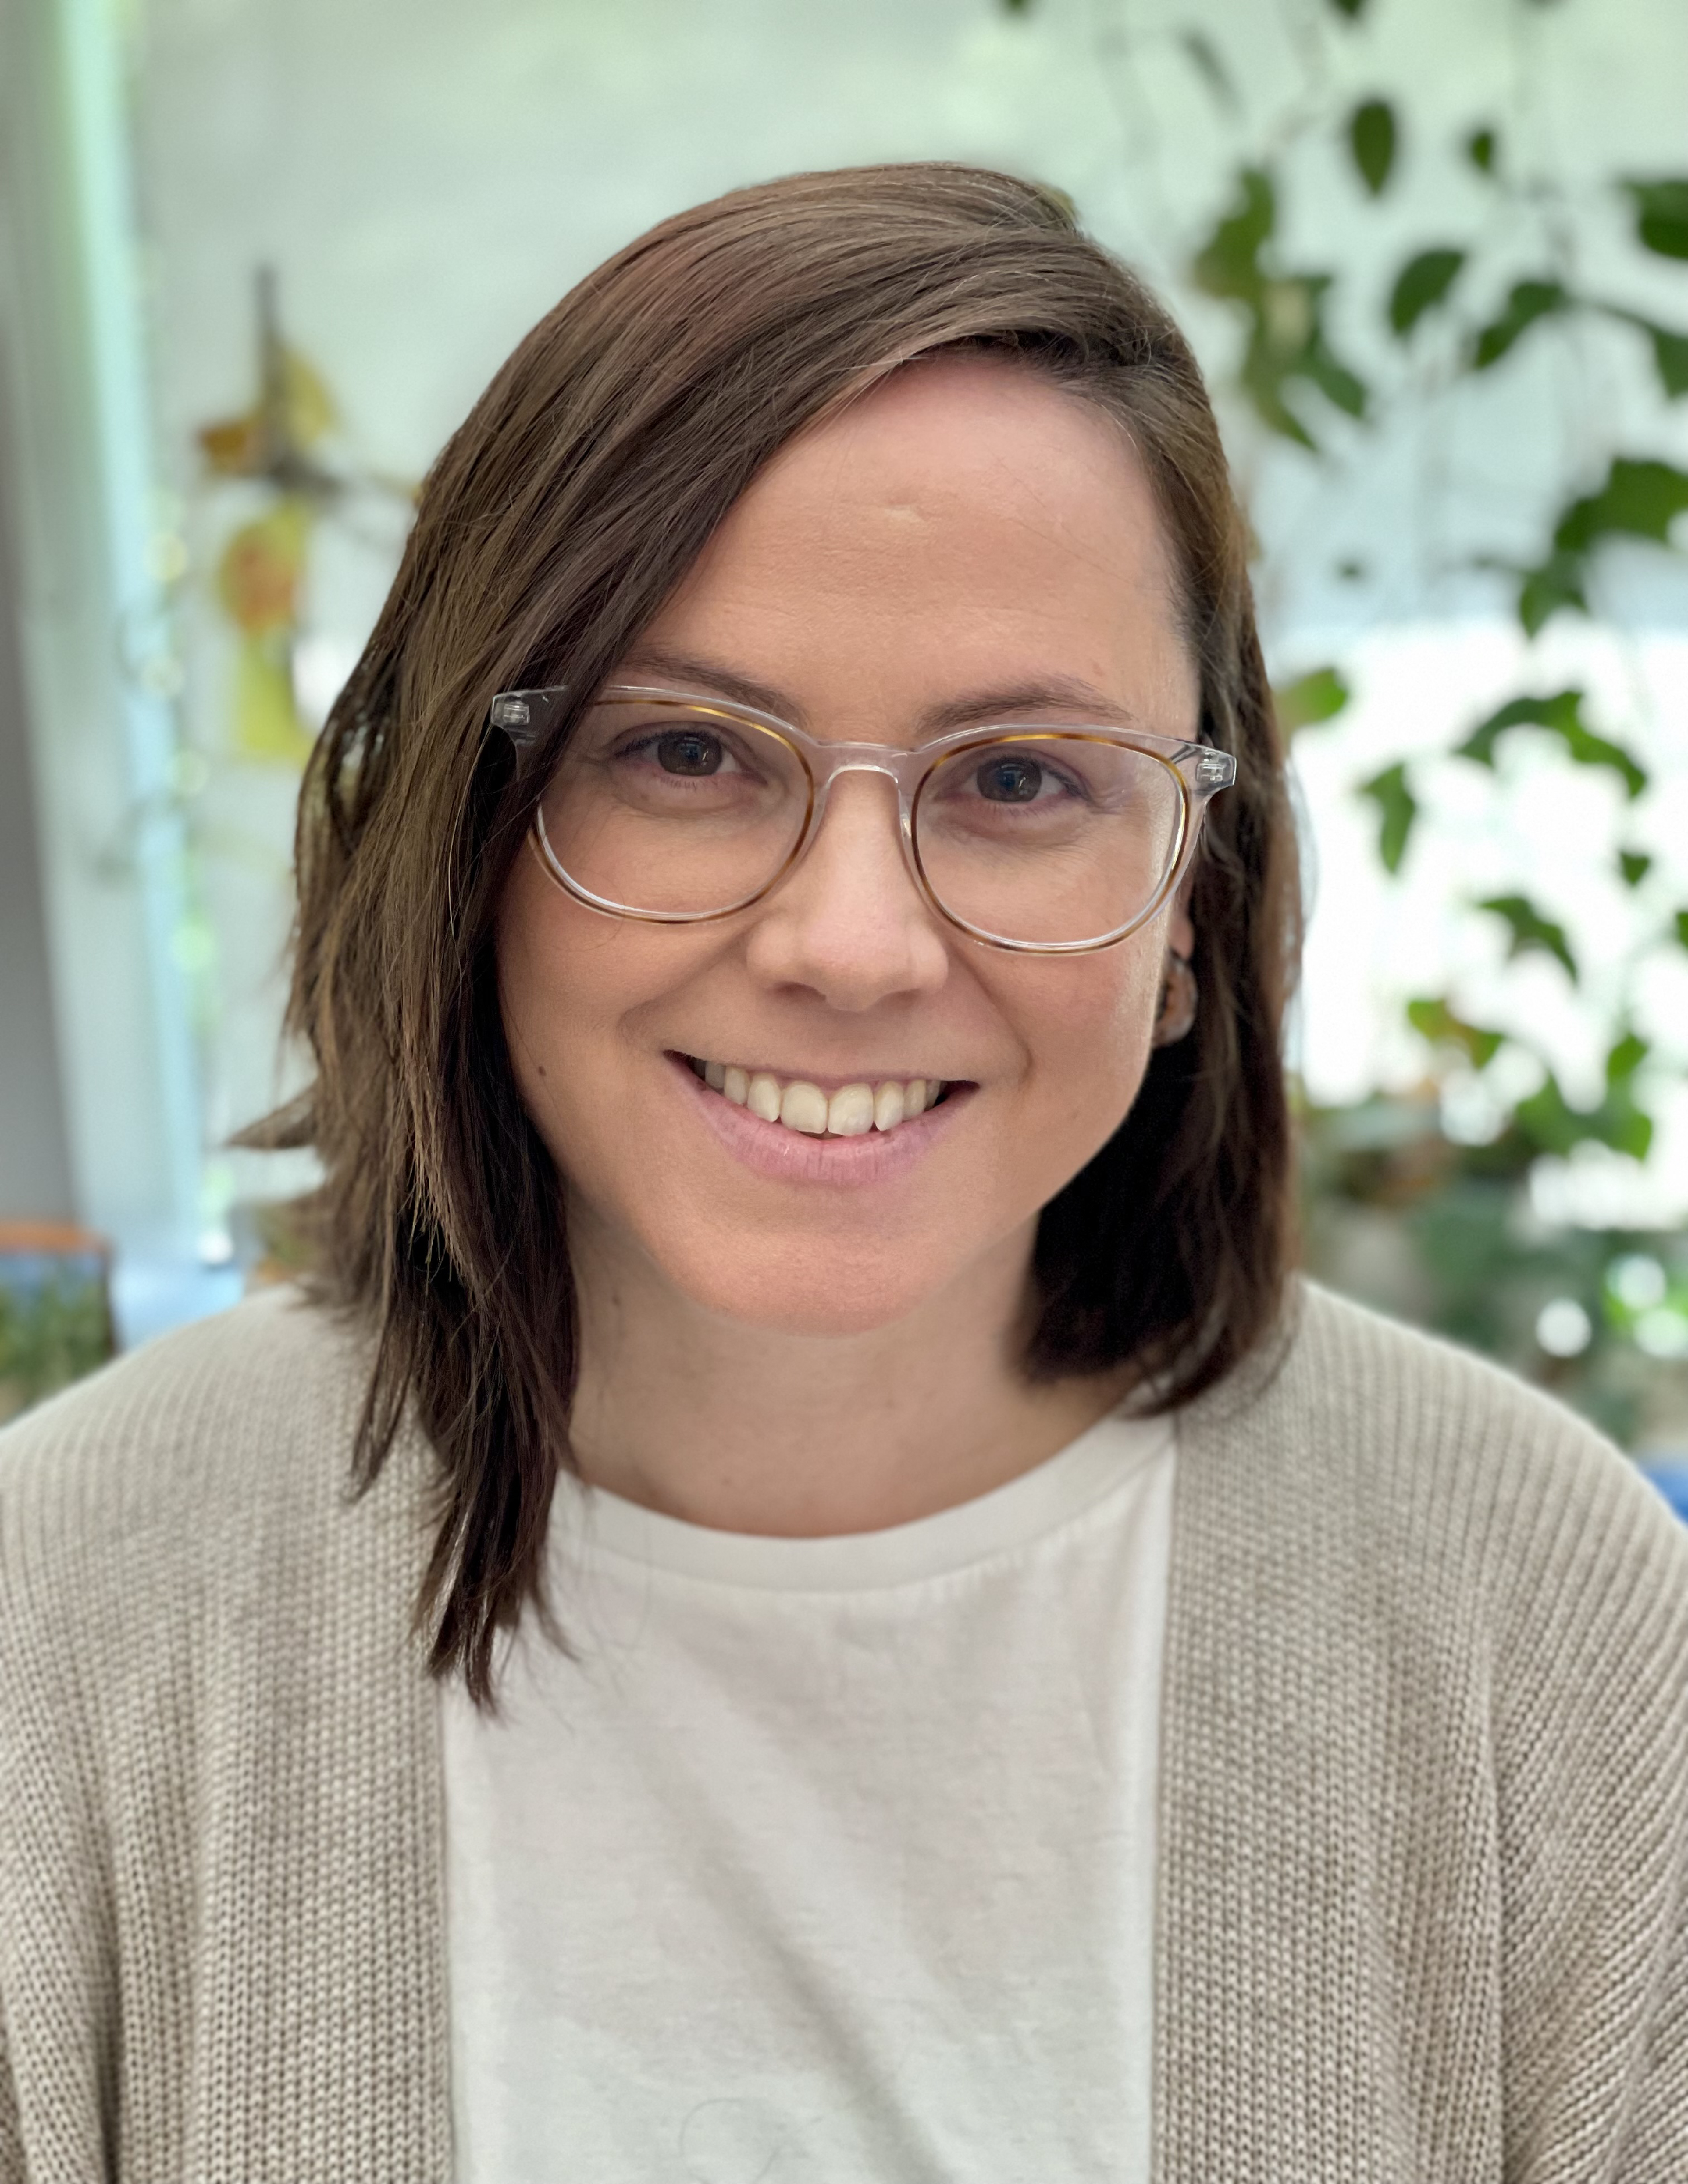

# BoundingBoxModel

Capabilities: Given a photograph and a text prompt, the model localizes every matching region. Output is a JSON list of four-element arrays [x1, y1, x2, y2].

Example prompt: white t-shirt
[[442, 1409, 1176, 2184]]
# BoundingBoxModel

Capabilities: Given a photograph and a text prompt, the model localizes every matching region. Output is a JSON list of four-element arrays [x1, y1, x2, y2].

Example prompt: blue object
[[111, 1255, 244, 1350], [1636, 1459, 1688, 1522], [0, 1248, 107, 1303]]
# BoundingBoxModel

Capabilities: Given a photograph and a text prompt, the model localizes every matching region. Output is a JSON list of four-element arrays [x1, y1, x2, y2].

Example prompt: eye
[[974, 754, 1046, 803], [656, 729, 726, 776]]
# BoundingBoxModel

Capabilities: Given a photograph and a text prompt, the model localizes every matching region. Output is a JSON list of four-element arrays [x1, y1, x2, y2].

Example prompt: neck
[[564, 1213, 1131, 1538]]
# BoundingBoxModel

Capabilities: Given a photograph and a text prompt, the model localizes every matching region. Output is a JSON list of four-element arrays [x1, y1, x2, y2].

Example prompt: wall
[[0, 0, 211, 1333], [0, 406, 74, 1222]]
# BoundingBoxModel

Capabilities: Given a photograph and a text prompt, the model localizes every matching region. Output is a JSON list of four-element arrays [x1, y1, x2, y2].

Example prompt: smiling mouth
[[679, 1054, 955, 1138]]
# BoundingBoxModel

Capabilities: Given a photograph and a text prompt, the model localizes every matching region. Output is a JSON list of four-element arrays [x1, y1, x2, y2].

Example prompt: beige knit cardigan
[[2, 1279, 1687, 2181]]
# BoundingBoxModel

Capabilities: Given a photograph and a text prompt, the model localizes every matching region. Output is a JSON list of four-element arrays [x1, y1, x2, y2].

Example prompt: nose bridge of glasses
[[801, 747, 918, 862], [804, 740, 927, 796], [784, 751, 931, 921]]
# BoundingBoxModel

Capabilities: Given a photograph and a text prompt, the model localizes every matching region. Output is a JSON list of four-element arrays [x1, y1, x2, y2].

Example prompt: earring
[[1151, 947, 1197, 1048]]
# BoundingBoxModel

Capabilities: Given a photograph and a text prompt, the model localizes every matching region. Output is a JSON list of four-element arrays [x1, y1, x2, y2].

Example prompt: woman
[[2, 165, 1685, 2183]]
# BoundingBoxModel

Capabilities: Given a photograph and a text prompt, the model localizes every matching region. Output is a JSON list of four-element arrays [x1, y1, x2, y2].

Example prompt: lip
[[666, 1052, 973, 1187]]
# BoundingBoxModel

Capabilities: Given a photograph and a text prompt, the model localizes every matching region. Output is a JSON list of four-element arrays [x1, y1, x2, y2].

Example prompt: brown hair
[[263, 163, 1300, 1703]]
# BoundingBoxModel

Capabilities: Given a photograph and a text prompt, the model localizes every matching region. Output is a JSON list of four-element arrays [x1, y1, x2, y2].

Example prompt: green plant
[[0, 1264, 115, 1423], [1003, 0, 1688, 1445]]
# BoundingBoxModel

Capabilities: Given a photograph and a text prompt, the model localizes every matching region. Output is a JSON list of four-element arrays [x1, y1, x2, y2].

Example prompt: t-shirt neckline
[[556, 1407, 1174, 1594]]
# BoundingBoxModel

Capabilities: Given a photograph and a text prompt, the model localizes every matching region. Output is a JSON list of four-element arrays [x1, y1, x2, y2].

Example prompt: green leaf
[[1637, 320, 1688, 398], [1515, 1071, 1652, 1160], [1599, 308, 1688, 400], [1607, 1103, 1654, 1160], [1191, 172, 1369, 446], [1596, 1060, 1654, 1158], [1454, 688, 1647, 799], [1275, 665, 1351, 734], [1511, 459, 1688, 635], [1621, 177, 1688, 261], [1513, 1075, 1583, 1157], [1675, 909, 1688, 950], [1348, 100, 1397, 197], [1619, 850, 1653, 887], [1389, 248, 1466, 337], [1327, 0, 1366, 16], [1554, 456, 1688, 552], [1177, 28, 1237, 112], [1193, 167, 1274, 305], [1359, 762, 1417, 874], [1471, 279, 1570, 369], [1516, 551, 1587, 637], [1299, 328, 1368, 418], [1478, 893, 1577, 980], [1407, 997, 1504, 1069], [1466, 126, 1498, 175]]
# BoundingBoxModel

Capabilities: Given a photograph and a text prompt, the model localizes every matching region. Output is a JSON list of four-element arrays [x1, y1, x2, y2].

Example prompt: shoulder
[[1201, 1274, 1662, 1495], [0, 1283, 437, 1799], [1186, 1277, 1688, 1662], [1162, 1321, 1688, 2169], [1280, 1277, 1666, 1507], [0, 1285, 377, 1608]]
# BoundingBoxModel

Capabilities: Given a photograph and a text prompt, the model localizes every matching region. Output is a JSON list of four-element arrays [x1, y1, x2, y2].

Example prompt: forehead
[[634, 353, 1198, 733]]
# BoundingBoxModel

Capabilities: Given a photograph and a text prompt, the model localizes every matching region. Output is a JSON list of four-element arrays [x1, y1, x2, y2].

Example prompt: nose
[[742, 769, 951, 1009]]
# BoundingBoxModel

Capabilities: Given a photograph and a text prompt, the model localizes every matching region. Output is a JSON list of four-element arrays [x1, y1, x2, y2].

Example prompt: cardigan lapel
[[187, 1417, 454, 2181], [1151, 1289, 1505, 2183]]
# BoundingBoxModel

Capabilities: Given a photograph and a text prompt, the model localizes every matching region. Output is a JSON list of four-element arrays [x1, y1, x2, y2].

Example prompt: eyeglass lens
[[538, 696, 1188, 946]]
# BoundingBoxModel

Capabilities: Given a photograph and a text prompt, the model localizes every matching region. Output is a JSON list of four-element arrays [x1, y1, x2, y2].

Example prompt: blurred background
[[2, 0, 1686, 1494]]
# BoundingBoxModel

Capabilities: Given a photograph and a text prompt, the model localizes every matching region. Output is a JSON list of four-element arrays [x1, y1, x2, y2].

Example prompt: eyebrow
[[614, 644, 1143, 737]]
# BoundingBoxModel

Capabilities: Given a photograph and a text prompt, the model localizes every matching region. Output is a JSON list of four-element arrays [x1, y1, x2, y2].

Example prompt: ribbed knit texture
[[0, 1292, 448, 2183], [1, 1279, 1685, 2181]]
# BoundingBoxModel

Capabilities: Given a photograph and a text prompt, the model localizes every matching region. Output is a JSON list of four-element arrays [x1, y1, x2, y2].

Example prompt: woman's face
[[497, 355, 1201, 1336]]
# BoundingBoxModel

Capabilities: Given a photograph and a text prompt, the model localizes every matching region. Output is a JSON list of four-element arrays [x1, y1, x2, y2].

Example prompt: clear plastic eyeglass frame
[[489, 682, 1239, 956]]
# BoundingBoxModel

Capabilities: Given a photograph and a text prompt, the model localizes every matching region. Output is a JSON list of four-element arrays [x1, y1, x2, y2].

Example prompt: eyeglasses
[[490, 683, 1237, 954]]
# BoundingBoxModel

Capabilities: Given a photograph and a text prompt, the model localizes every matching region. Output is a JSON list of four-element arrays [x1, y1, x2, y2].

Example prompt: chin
[[673, 1242, 954, 1339]]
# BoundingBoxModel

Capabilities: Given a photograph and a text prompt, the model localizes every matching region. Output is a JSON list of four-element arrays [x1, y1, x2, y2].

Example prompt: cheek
[[496, 853, 731, 1210], [494, 851, 644, 1148], [1006, 940, 1165, 1146]]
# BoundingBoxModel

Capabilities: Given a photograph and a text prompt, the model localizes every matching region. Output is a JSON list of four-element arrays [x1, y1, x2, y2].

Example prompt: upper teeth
[[694, 1060, 943, 1136]]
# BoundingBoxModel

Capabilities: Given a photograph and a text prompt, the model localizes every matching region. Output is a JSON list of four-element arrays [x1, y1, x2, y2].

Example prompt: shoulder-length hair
[[261, 163, 1300, 1702]]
